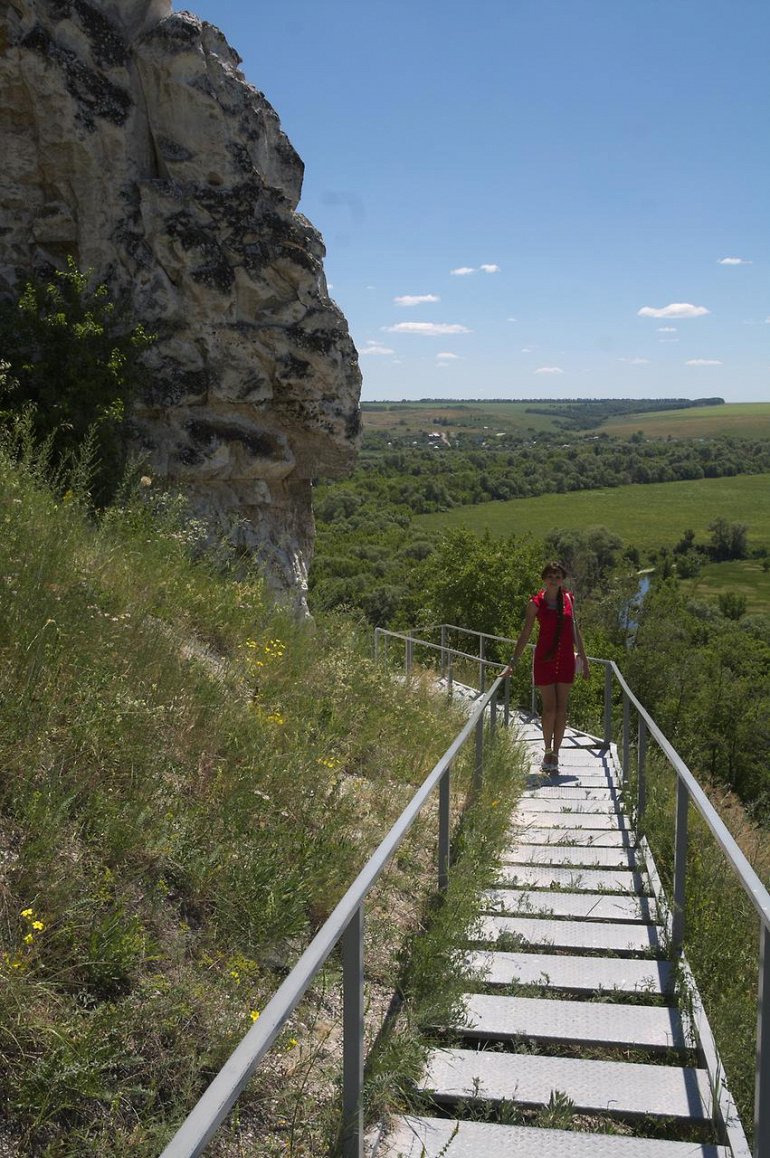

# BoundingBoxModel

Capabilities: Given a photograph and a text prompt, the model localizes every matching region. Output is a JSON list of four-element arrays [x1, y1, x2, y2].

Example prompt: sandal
[[540, 749, 554, 774]]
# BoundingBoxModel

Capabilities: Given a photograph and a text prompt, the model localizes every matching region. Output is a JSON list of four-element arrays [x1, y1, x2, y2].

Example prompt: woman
[[502, 561, 589, 773]]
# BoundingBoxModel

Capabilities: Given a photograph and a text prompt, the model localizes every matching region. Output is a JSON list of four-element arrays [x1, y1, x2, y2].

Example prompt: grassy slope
[[602, 401, 770, 439], [0, 444, 523, 1155]]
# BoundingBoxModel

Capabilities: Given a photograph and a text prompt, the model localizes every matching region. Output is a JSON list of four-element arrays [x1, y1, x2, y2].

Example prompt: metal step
[[420, 1047, 713, 1121], [454, 993, 691, 1050], [464, 949, 674, 995], [482, 889, 656, 923], [514, 810, 632, 830], [526, 773, 617, 789], [378, 1115, 727, 1158], [517, 797, 623, 815], [512, 826, 634, 846], [502, 844, 639, 869], [475, 915, 663, 955], [496, 865, 648, 893], [524, 786, 622, 801]]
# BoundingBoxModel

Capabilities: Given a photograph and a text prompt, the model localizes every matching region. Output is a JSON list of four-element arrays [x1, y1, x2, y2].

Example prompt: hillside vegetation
[[0, 421, 511, 1155]]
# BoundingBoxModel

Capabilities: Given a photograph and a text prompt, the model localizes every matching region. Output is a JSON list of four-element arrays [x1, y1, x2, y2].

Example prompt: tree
[[707, 517, 749, 562], [0, 257, 153, 502], [424, 528, 541, 642]]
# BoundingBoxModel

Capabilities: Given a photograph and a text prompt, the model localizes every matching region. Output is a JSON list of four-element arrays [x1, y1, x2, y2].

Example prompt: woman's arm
[[501, 599, 538, 676]]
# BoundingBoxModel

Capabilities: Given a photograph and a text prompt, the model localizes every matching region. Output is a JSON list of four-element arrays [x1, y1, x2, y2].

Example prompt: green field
[[415, 473, 770, 555]]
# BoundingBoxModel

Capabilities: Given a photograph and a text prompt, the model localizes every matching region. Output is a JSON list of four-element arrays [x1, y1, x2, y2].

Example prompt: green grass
[[415, 473, 770, 556], [0, 426, 512, 1155]]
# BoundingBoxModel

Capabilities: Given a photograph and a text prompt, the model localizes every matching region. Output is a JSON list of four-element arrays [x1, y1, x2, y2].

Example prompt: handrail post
[[342, 904, 364, 1158], [755, 922, 770, 1158], [603, 662, 613, 749], [672, 777, 688, 953], [490, 684, 497, 736], [637, 716, 647, 823], [374, 628, 380, 663], [405, 635, 413, 680], [503, 671, 511, 727], [622, 691, 630, 785], [474, 714, 484, 790], [446, 653, 453, 698], [440, 624, 447, 677], [479, 635, 485, 693], [438, 764, 451, 892]]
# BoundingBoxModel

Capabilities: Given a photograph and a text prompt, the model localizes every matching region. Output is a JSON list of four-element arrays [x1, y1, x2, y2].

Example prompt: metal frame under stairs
[[372, 714, 745, 1158]]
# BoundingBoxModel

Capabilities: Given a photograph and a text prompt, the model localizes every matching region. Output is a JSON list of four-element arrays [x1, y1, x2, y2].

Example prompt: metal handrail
[[159, 656, 505, 1158]]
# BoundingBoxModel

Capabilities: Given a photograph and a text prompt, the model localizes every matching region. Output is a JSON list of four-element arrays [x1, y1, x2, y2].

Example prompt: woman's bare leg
[[537, 684, 556, 753], [552, 682, 572, 757]]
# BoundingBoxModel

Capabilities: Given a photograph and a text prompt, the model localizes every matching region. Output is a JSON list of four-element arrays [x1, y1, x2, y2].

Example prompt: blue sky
[[183, 0, 768, 403]]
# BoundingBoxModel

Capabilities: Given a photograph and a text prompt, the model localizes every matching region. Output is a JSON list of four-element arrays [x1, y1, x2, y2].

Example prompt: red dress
[[532, 588, 576, 686]]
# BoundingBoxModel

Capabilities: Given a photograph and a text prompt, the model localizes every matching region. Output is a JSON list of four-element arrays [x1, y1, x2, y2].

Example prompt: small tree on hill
[[0, 257, 153, 503]]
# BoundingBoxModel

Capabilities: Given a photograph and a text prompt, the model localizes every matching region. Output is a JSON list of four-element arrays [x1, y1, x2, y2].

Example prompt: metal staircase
[[375, 716, 738, 1158]]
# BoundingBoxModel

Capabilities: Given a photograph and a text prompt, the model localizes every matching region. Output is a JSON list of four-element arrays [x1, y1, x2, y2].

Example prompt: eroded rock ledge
[[0, 0, 361, 606]]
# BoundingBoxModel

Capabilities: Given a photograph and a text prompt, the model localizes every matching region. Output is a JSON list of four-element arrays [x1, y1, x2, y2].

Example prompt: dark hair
[[541, 563, 567, 659]]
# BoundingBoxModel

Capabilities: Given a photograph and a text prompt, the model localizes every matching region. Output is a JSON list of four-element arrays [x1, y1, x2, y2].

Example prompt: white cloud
[[520, 347, 534, 353], [436, 352, 460, 360], [685, 358, 723, 366], [359, 342, 395, 357], [394, 293, 440, 307], [718, 257, 752, 265], [383, 322, 472, 336], [657, 326, 677, 332], [638, 303, 710, 318], [450, 263, 501, 276], [620, 357, 650, 365], [507, 317, 518, 323], [535, 366, 564, 374]]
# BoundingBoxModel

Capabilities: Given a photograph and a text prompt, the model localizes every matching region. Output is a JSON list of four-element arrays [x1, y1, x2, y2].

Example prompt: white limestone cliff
[[0, 0, 361, 606]]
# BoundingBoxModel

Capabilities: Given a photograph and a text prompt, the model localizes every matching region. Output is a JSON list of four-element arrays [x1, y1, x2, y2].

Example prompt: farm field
[[602, 402, 770, 439], [361, 400, 559, 436], [361, 399, 770, 441], [414, 473, 770, 556]]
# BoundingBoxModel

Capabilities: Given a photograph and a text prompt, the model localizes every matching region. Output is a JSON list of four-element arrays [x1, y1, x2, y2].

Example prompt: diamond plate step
[[502, 844, 639, 868], [465, 949, 674, 995], [512, 826, 634, 846], [378, 1115, 727, 1157], [482, 889, 656, 923], [497, 865, 648, 893], [455, 993, 690, 1050], [514, 810, 631, 830], [420, 1047, 713, 1120], [524, 786, 622, 801], [475, 915, 663, 955], [517, 797, 622, 815]]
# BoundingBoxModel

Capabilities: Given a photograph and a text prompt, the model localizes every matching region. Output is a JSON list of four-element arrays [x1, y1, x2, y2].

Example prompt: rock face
[[0, 0, 361, 606]]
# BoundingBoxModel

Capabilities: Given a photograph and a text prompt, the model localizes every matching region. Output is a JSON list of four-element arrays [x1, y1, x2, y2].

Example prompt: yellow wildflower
[[21, 908, 34, 919], [23, 933, 33, 945], [250, 1009, 260, 1022], [32, 921, 44, 931]]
